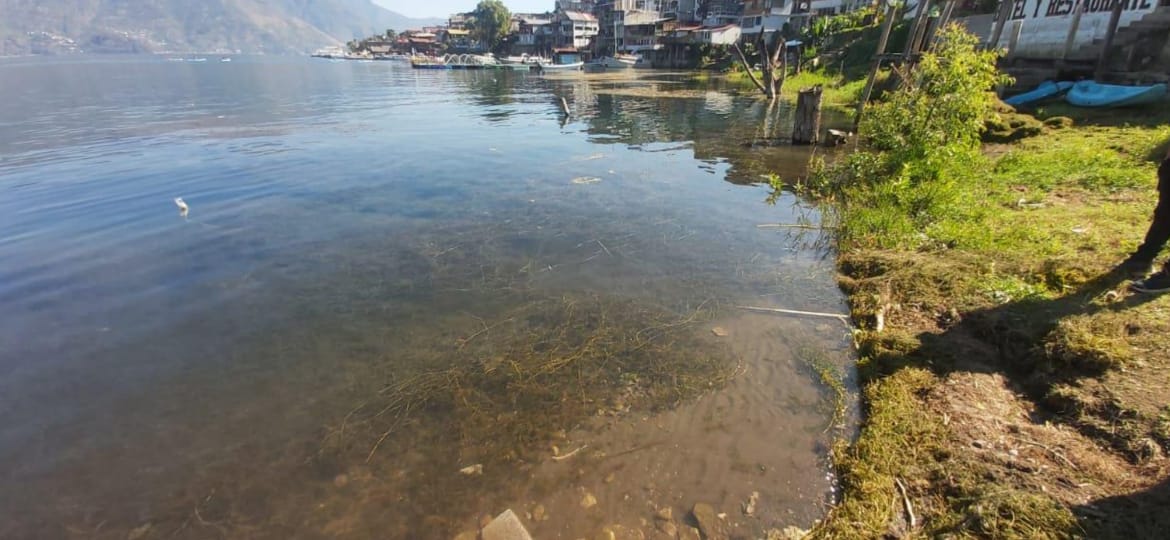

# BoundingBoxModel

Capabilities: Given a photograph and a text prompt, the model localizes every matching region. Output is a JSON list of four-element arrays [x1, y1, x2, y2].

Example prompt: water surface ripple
[[0, 56, 855, 539]]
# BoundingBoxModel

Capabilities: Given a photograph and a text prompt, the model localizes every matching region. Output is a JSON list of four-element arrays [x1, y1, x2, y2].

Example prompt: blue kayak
[[1004, 81, 1074, 107], [1065, 80, 1168, 108]]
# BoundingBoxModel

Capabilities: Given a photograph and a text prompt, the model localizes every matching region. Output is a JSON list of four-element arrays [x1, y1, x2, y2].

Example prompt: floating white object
[[174, 197, 189, 216], [459, 463, 483, 476]]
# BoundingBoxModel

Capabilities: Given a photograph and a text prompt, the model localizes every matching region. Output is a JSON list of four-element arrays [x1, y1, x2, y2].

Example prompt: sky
[[373, 0, 553, 19]]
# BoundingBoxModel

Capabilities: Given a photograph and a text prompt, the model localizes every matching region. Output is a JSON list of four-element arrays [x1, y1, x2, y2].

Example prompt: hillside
[[0, 0, 442, 55]]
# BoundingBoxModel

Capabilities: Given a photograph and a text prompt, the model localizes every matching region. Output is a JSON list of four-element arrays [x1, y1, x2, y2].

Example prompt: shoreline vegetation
[[785, 22, 1170, 540]]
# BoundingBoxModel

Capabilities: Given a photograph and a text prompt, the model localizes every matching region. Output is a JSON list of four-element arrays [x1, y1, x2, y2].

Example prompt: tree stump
[[793, 85, 823, 145]]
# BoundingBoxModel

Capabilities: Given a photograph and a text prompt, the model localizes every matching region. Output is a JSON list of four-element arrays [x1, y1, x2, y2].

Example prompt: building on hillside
[[696, 22, 743, 44], [700, 0, 744, 26], [665, 0, 703, 23], [401, 30, 442, 54], [596, 0, 671, 56], [622, 8, 672, 54], [965, 0, 1170, 81], [557, 10, 601, 50], [740, 0, 806, 37], [557, 0, 599, 11], [514, 14, 557, 55], [739, 0, 868, 38], [448, 13, 471, 31]]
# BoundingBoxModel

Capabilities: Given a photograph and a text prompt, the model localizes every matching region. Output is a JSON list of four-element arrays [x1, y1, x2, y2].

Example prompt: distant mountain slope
[[0, 0, 442, 55]]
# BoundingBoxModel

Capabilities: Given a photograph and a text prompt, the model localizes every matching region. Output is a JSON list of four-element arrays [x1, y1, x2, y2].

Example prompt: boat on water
[[596, 54, 640, 69], [499, 53, 547, 66], [1065, 80, 1168, 108], [310, 46, 346, 59], [1003, 80, 1073, 107], [411, 54, 524, 70], [538, 61, 585, 71], [537, 49, 585, 72], [410, 57, 451, 69]]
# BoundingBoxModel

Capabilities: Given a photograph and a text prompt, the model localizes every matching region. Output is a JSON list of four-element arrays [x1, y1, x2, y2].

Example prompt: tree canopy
[[469, 0, 511, 51]]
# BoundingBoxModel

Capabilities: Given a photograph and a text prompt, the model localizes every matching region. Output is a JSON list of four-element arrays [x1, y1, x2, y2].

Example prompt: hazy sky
[[373, 0, 553, 19]]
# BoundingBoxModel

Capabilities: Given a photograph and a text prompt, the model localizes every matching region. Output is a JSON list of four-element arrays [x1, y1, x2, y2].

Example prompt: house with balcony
[[665, 0, 702, 23], [556, 10, 600, 50], [595, 0, 674, 55], [513, 14, 556, 55], [740, 0, 806, 37], [622, 8, 671, 53], [556, 0, 599, 11], [700, 0, 745, 26]]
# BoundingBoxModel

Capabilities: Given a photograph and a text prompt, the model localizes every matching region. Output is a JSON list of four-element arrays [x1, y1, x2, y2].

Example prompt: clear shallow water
[[0, 56, 855, 539]]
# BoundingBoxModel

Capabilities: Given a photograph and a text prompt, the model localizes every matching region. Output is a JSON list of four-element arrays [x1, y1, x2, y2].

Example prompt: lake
[[0, 56, 855, 539]]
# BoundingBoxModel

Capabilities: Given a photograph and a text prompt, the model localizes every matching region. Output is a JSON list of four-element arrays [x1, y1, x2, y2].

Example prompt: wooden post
[[793, 85, 823, 145], [989, 0, 1012, 50], [935, 0, 959, 48], [1095, 0, 1125, 80], [855, 2, 899, 127], [1060, 0, 1086, 63], [903, 0, 933, 60], [1006, 19, 1023, 59]]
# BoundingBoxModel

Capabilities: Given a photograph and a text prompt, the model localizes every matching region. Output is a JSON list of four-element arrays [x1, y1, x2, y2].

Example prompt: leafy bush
[[794, 25, 1010, 248]]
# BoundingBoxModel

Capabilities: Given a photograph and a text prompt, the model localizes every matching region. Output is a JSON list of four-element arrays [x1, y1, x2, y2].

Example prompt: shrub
[[793, 24, 1011, 248]]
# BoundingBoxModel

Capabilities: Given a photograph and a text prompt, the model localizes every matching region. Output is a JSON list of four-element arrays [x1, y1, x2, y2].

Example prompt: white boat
[[499, 53, 548, 65], [537, 61, 584, 71], [311, 46, 346, 59], [597, 54, 639, 69]]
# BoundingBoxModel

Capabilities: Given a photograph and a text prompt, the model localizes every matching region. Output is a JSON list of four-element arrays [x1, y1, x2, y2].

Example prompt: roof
[[706, 24, 740, 32], [446, 29, 470, 36], [561, 10, 598, 22]]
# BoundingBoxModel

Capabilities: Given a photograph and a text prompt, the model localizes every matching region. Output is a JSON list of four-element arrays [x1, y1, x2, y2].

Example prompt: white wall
[[989, 0, 1160, 58]]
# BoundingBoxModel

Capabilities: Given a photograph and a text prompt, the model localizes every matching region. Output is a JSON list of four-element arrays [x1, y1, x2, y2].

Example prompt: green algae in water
[[314, 292, 737, 536]]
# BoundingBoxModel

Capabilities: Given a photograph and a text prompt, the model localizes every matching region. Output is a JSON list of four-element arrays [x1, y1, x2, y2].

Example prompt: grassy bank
[[723, 69, 868, 106], [803, 31, 1170, 539]]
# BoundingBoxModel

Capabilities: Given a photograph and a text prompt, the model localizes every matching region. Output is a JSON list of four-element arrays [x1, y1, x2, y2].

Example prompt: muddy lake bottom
[[0, 57, 856, 539]]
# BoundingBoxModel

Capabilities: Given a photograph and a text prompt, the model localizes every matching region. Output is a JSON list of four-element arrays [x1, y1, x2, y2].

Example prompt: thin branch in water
[[736, 305, 850, 325]]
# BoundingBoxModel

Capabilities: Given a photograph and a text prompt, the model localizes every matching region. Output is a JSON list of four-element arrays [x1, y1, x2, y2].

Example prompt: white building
[[983, 0, 1166, 60], [696, 23, 743, 44], [558, 10, 601, 49]]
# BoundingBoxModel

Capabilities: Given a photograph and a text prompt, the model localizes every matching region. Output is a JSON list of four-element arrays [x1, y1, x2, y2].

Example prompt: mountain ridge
[[0, 0, 443, 55]]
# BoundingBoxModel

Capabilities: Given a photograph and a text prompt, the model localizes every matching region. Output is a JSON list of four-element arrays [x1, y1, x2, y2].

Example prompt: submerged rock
[[581, 492, 598, 509], [459, 464, 483, 476], [481, 509, 533, 540], [691, 503, 723, 539], [766, 526, 809, 540], [742, 491, 759, 516]]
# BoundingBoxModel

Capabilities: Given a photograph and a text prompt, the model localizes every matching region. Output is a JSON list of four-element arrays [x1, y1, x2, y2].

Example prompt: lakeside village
[[311, 0, 1170, 87], [312, 0, 854, 71], [310, 1, 1170, 538]]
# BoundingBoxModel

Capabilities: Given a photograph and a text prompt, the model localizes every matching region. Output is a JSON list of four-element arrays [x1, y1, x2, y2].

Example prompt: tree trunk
[[734, 31, 786, 100], [793, 85, 823, 145]]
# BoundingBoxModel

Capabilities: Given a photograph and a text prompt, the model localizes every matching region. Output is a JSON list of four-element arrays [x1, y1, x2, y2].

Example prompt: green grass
[[816, 110, 1170, 539], [724, 69, 863, 105]]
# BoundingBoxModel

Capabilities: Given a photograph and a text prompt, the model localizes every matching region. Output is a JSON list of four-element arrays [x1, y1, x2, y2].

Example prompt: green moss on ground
[[813, 111, 1170, 539]]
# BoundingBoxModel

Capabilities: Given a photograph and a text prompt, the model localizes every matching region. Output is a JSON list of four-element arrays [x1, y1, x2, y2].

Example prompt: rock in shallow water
[[691, 503, 724, 539], [481, 509, 533, 540]]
